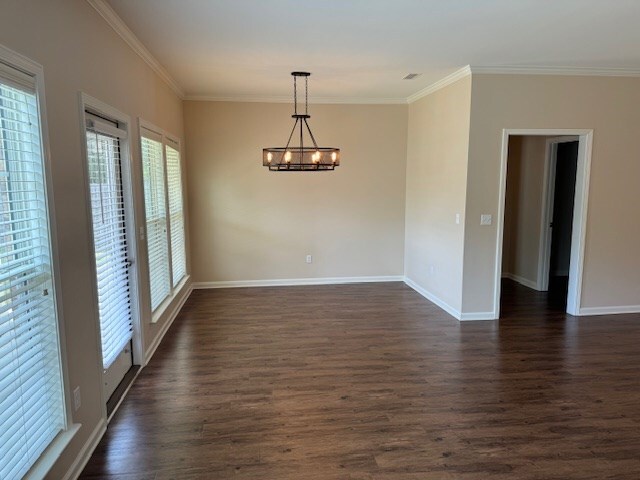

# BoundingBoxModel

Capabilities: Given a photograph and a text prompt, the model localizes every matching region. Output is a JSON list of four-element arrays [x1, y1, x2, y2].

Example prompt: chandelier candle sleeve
[[263, 72, 340, 171]]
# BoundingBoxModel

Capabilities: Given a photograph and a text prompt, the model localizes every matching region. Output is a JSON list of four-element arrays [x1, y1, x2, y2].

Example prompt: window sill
[[25, 423, 81, 480]]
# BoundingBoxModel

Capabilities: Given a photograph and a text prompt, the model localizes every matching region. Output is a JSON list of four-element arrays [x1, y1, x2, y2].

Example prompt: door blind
[[165, 143, 186, 286], [141, 132, 170, 311], [85, 120, 132, 369], [0, 73, 65, 479]]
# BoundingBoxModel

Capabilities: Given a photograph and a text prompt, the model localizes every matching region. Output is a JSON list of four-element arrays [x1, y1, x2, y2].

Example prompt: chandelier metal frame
[[263, 72, 340, 171]]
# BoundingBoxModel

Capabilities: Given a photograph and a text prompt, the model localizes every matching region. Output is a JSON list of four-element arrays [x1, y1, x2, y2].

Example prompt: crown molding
[[406, 66, 472, 104], [183, 94, 407, 104], [87, 0, 185, 98], [186, 64, 640, 104], [83, 2, 640, 105], [470, 65, 640, 77]]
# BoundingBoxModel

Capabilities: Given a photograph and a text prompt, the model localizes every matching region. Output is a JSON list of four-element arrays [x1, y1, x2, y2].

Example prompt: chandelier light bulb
[[267, 152, 273, 162], [284, 151, 292, 162], [331, 152, 337, 162]]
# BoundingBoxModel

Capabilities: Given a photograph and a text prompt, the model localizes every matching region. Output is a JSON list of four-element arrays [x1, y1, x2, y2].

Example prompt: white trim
[[406, 66, 472, 103], [184, 95, 407, 104], [403, 277, 461, 320], [567, 133, 593, 315], [459, 312, 497, 321], [60, 420, 107, 480], [139, 118, 180, 141], [502, 273, 540, 291], [494, 129, 593, 320], [24, 425, 81, 480], [578, 305, 640, 316], [470, 65, 640, 77], [193, 275, 404, 289], [86, 0, 185, 98], [145, 281, 193, 365], [106, 367, 143, 423]]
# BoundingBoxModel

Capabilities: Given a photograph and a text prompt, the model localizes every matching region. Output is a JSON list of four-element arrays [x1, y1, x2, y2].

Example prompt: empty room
[[1, 1, 639, 479]]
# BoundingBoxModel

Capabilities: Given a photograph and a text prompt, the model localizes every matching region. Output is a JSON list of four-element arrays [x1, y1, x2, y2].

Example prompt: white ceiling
[[105, 0, 640, 101]]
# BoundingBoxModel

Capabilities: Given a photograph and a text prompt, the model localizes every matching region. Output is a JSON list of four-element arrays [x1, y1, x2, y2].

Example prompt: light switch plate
[[480, 214, 492, 226]]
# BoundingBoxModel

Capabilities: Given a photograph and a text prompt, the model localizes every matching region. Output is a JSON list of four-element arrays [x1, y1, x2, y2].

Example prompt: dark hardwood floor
[[80, 281, 640, 479]]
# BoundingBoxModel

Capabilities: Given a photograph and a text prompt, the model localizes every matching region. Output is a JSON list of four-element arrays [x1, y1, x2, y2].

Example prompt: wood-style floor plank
[[79, 281, 640, 479]]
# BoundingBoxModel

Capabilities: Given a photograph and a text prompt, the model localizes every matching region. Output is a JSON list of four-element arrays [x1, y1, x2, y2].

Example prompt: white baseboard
[[502, 272, 541, 291], [192, 275, 404, 289], [459, 311, 497, 321], [62, 419, 107, 480], [145, 282, 193, 365], [403, 277, 461, 320], [578, 305, 640, 316]]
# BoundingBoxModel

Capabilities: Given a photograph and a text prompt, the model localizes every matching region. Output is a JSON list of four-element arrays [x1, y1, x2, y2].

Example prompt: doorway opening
[[494, 129, 593, 319]]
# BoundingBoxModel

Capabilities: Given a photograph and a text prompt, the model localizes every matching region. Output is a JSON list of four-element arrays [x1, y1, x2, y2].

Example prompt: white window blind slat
[[0, 77, 65, 480], [85, 128, 133, 369], [141, 135, 171, 311], [165, 145, 186, 286]]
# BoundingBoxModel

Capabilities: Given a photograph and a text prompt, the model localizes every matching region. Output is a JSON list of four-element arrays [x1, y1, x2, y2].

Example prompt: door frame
[[77, 93, 145, 415], [537, 136, 580, 291], [494, 129, 593, 318]]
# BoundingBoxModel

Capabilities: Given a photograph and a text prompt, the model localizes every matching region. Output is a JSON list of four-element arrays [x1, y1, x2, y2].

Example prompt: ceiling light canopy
[[263, 72, 340, 171]]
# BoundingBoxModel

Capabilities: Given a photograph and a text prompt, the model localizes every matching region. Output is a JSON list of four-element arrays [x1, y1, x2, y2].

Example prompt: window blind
[[0, 73, 65, 479], [85, 119, 132, 369], [141, 130, 170, 311], [165, 143, 186, 287]]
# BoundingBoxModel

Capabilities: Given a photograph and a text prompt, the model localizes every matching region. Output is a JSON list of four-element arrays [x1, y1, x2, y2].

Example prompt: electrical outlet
[[73, 386, 81, 411], [480, 214, 493, 226], [455, 213, 461, 225], [306, 255, 312, 264]]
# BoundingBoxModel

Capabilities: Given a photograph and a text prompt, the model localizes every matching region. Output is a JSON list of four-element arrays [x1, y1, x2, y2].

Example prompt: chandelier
[[263, 72, 340, 171]]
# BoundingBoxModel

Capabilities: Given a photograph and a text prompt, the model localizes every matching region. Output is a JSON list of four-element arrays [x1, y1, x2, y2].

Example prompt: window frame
[[138, 119, 188, 323], [0, 44, 79, 480]]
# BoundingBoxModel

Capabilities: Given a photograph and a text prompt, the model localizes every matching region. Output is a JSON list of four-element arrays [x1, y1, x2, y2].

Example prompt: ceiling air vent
[[403, 73, 421, 80]]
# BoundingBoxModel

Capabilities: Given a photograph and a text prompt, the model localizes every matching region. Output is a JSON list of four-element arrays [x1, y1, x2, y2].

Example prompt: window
[[0, 62, 65, 479], [140, 126, 186, 314], [165, 141, 186, 286]]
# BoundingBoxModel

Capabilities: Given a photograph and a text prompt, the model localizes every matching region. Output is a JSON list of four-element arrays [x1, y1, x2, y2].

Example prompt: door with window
[[84, 113, 136, 401]]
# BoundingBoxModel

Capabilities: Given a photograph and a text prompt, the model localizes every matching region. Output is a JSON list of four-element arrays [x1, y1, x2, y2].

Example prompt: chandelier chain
[[305, 75, 308, 116], [293, 75, 298, 115]]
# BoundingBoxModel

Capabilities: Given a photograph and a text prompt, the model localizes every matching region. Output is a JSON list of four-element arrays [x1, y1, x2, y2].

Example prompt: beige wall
[[463, 74, 640, 314], [0, 1, 189, 478], [502, 135, 548, 286], [184, 101, 407, 283], [404, 76, 471, 313]]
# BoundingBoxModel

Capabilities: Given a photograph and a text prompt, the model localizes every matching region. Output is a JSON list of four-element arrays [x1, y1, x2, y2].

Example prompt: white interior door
[[85, 114, 134, 401]]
